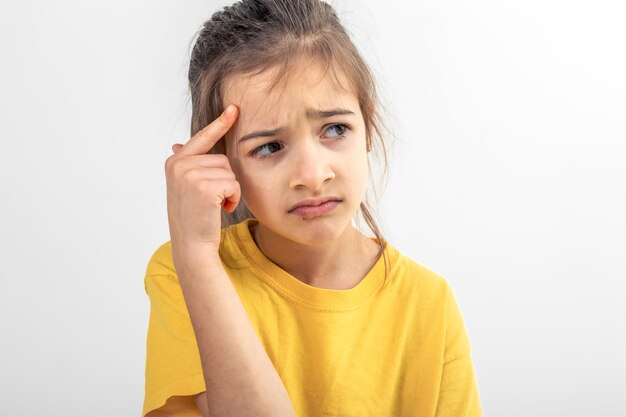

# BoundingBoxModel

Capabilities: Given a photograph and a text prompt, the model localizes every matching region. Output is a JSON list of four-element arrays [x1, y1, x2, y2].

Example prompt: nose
[[288, 140, 335, 191]]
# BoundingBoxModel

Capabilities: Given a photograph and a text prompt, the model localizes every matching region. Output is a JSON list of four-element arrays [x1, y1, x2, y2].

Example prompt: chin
[[254, 203, 358, 246], [288, 217, 352, 246]]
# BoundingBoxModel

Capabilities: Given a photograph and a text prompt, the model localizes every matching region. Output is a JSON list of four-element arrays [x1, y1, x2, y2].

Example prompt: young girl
[[143, 0, 483, 416]]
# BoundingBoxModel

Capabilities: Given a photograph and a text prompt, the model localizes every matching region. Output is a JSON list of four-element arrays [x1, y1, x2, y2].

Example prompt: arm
[[434, 283, 483, 417], [195, 393, 209, 417], [165, 105, 295, 417], [434, 353, 483, 417], [175, 248, 295, 417]]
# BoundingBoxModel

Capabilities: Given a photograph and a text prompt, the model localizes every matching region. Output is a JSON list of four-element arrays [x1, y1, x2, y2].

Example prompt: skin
[[222, 59, 380, 289], [166, 105, 295, 417], [167, 58, 380, 416]]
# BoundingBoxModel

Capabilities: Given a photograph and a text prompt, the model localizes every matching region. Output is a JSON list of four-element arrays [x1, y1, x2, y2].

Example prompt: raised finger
[[178, 104, 238, 157]]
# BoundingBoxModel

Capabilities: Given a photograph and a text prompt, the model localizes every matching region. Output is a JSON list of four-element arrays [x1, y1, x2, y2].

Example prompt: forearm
[[173, 246, 295, 417]]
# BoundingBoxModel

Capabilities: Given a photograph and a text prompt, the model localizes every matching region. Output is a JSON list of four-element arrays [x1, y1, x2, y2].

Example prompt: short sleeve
[[442, 282, 472, 363], [436, 283, 483, 416], [143, 243, 206, 416], [435, 353, 483, 417]]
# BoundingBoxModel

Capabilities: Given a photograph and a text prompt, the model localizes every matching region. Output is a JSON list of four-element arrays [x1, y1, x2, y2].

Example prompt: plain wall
[[0, 0, 624, 415]]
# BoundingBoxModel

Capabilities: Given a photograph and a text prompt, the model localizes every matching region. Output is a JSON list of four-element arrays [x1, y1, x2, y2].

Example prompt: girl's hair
[[188, 0, 390, 254]]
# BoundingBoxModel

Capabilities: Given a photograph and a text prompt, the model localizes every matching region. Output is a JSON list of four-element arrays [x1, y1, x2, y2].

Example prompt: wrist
[[172, 242, 222, 273]]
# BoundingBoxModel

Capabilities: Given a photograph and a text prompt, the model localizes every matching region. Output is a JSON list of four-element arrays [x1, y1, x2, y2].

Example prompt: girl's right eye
[[250, 141, 283, 159]]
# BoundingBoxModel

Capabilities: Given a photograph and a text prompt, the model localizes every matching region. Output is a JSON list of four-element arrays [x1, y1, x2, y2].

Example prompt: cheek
[[349, 143, 369, 177], [228, 158, 255, 202], [235, 167, 277, 209], [351, 148, 370, 197]]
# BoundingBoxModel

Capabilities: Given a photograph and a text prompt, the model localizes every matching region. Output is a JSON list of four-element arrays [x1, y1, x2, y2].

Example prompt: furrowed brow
[[238, 127, 285, 143], [237, 108, 355, 143], [306, 108, 355, 119]]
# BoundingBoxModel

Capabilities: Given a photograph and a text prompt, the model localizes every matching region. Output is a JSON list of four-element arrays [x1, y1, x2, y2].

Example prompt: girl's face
[[223, 59, 369, 246]]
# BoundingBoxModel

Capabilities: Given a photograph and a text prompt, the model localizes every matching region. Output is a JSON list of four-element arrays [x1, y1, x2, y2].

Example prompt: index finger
[[178, 104, 239, 156]]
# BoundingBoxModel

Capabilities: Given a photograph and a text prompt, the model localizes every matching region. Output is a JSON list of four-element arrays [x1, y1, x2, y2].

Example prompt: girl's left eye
[[324, 123, 349, 139]]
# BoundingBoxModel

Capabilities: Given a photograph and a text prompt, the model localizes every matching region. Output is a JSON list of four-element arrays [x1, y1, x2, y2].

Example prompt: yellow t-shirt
[[143, 219, 483, 416]]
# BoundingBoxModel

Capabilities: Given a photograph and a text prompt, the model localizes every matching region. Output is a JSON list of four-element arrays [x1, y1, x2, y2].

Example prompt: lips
[[288, 197, 342, 219]]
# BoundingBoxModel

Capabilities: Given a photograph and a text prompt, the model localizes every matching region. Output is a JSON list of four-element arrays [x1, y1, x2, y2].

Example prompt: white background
[[1, 0, 624, 415]]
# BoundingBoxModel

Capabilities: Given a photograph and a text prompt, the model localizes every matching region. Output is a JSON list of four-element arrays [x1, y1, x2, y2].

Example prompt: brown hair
[[188, 0, 391, 255]]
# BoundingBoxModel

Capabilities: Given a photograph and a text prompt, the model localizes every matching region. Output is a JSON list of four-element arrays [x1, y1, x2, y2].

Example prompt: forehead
[[222, 60, 359, 133]]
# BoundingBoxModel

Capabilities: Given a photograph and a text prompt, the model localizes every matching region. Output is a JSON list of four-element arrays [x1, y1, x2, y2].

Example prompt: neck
[[250, 221, 381, 290]]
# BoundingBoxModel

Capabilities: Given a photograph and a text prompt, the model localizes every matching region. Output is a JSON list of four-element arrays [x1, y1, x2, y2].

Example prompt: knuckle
[[198, 179, 213, 194], [181, 168, 200, 184], [172, 160, 188, 178], [164, 155, 176, 173], [192, 168, 206, 182], [213, 153, 229, 165]]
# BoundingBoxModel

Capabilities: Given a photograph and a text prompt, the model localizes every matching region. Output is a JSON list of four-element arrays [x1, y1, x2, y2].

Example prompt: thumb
[[171, 143, 184, 154]]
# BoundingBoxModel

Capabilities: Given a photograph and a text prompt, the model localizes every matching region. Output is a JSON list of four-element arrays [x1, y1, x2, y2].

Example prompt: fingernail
[[223, 104, 235, 117]]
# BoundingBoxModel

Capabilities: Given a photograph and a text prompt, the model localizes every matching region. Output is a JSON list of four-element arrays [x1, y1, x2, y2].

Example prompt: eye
[[324, 123, 349, 139], [250, 141, 283, 159]]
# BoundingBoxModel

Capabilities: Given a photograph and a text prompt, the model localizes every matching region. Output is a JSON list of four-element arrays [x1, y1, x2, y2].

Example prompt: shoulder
[[385, 245, 473, 361], [145, 241, 175, 278], [143, 221, 251, 292], [383, 244, 465, 325], [142, 241, 177, 298], [385, 243, 452, 299]]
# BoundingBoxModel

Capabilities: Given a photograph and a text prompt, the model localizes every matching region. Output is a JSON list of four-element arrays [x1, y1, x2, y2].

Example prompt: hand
[[165, 104, 241, 254]]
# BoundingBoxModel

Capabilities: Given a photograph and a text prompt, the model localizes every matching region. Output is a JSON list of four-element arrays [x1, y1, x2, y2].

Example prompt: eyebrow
[[237, 108, 356, 143]]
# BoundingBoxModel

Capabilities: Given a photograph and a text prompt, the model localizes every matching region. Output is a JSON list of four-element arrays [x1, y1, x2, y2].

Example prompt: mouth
[[288, 197, 342, 219]]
